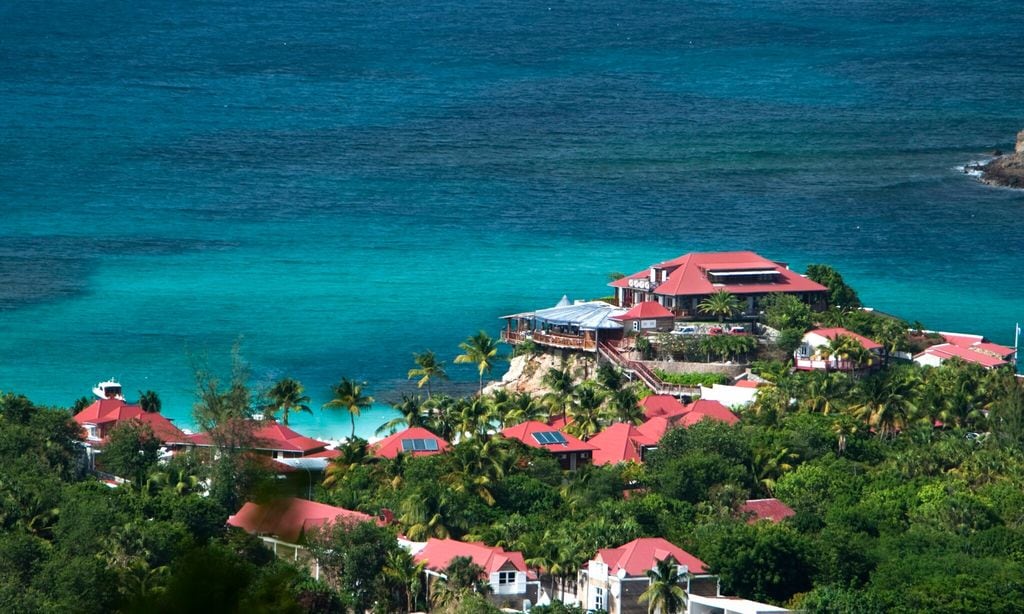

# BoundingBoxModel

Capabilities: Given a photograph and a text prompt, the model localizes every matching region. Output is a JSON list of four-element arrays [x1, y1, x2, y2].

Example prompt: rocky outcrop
[[969, 130, 1024, 188], [484, 352, 597, 396]]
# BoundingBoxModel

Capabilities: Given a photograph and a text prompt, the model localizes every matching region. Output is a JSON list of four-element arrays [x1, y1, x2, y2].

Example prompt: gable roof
[[596, 537, 706, 575], [612, 301, 675, 321], [636, 416, 672, 441], [189, 420, 328, 454], [588, 423, 658, 465], [916, 343, 1009, 369], [73, 399, 189, 445], [640, 395, 688, 420], [805, 327, 882, 351], [372, 427, 450, 459], [741, 498, 796, 524], [414, 538, 535, 578], [610, 251, 826, 297], [227, 497, 375, 543], [500, 421, 595, 452], [681, 399, 740, 426]]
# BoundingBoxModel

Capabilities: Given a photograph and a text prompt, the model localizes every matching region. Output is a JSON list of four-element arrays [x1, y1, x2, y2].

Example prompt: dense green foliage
[[2, 278, 1022, 613], [652, 371, 731, 387], [0, 392, 344, 613]]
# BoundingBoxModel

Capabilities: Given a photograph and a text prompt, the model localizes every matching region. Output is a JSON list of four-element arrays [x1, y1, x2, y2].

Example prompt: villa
[[228, 497, 382, 579], [587, 423, 660, 465], [608, 251, 828, 317], [500, 420, 595, 470], [794, 327, 884, 372], [412, 538, 539, 609], [576, 537, 717, 614], [641, 395, 740, 426], [188, 420, 330, 460], [73, 398, 191, 470], [740, 498, 796, 524], [370, 426, 450, 458], [914, 331, 1015, 370]]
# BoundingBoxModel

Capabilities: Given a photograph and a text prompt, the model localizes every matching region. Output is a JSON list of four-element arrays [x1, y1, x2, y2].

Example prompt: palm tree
[[376, 394, 428, 436], [542, 366, 575, 423], [399, 489, 453, 540], [608, 385, 644, 424], [849, 372, 919, 438], [323, 378, 374, 439], [263, 377, 311, 426], [596, 363, 624, 392], [503, 392, 548, 426], [565, 383, 606, 440], [137, 390, 162, 414], [384, 548, 426, 613], [453, 396, 492, 441], [322, 437, 376, 488], [699, 290, 741, 323], [831, 415, 860, 456], [799, 371, 849, 415], [408, 350, 448, 398], [639, 555, 688, 614], [454, 331, 501, 394], [820, 335, 871, 371]]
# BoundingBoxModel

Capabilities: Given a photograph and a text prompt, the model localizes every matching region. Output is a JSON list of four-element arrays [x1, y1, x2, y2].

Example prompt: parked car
[[708, 326, 724, 335], [728, 326, 746, 335], [672, 325, 698, 336]]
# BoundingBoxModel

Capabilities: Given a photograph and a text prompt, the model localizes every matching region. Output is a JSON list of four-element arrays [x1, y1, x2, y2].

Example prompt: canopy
[[530, 301, 627, 330]]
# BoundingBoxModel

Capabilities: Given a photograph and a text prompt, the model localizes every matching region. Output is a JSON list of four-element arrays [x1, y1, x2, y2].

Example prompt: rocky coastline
[[965, 129, 1024, 188]]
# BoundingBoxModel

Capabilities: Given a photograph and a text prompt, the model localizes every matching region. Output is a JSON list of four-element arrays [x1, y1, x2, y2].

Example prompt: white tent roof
[[530, 301, 627, 330]]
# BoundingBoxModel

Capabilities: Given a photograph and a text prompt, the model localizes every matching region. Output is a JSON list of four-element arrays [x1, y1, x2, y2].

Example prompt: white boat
[[92, 379, 124, 400]]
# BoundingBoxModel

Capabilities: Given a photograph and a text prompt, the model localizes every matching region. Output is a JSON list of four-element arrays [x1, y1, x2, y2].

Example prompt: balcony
[[501, 329, 597, 352]]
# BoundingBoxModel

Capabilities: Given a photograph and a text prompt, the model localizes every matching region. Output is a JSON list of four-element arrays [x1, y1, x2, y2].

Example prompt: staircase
[[598, 342, 696, 397]]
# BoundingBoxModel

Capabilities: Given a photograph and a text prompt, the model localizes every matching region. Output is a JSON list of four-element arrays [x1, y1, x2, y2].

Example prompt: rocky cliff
[[483, 352, 597, 396], [975, 130, 1024, 188]]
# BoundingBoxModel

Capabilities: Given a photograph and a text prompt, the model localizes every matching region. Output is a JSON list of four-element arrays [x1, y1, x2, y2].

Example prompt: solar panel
[[402, 438, 440, 452], [532, 431, 567, 445]]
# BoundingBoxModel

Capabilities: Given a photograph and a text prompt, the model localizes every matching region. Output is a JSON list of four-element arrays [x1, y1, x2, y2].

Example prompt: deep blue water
[[2, 1, 1022, 438]]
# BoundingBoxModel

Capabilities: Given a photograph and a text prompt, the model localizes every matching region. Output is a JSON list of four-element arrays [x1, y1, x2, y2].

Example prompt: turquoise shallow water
[[2, 1, 1022, 438]]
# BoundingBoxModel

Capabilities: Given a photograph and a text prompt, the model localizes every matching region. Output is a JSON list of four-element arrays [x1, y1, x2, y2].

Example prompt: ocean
[[2, 1, 1022, 439]]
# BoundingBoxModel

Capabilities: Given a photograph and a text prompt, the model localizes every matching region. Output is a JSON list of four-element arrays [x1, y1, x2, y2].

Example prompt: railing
[[598, 342, 695, 396], [502, 329, 596, 351]]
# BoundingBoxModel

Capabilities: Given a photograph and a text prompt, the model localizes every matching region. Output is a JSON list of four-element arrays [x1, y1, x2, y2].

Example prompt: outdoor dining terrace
[[501, 328, 598, 352]]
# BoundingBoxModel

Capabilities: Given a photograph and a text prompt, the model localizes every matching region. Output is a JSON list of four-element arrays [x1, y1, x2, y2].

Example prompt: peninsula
[[971, 129, 1024, 188]]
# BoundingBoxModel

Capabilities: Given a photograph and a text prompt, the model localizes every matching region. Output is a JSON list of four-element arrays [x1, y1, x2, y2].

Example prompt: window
[[498, 571, 516, 585], [632, 320, 640, 332], [595, 587, 605, 610]]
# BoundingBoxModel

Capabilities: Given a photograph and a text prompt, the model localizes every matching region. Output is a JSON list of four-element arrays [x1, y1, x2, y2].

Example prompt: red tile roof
[[610, 251, 826, 297], [683, 399, 740, 426], [73, 399, 189, 445], [500, 421, 596, 452], [612, 301, 675, 321], [916, 343, 1008, 369], [228, 497, 374, 543], [636, 416, 671, 441], [734, 379, 761, 389], [588, 423, 659, 465], [805, 327, 883, 351], [596, 537, 706, 575], [972, 342, 1015, 359], [640, 395, 688, 420], [371, 427, 450, 459], [939, 332, 985, 347], [414, 538, 535, 578], [741, 498, 796, 524], [189, 420, 328, 454]]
